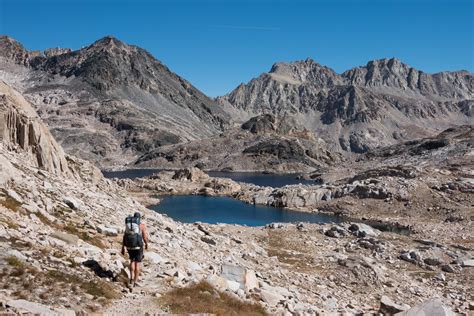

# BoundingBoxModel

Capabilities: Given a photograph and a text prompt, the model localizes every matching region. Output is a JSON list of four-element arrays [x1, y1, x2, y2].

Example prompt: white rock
[[73, 256, 87, 264], [63, 196, 84, 210], [50, 231, 79, 245], [261, 289, 285, 306], [381, 295, 410, 314], [227, 280, 241, 292], [22, 203, 39, 213], [395, 299, 454, 316], [54, 308, 75, 316], [221, 264, 245, 288], [181, 239, 193, 249], [244, 269, 259, 292], [186, 261, 202, 272], [7, 299, 58, 315], [6, 189, 23, 204], [207, 274, 228, 291], [43, 181, 53, 191], [97, 225, 118, 236], [77, 244, 103, 258], [144, 252, 165, 264]]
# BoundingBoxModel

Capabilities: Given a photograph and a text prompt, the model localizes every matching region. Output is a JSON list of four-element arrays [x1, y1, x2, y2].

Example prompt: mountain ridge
[[218, 55, 472, 155], [0, 35, 230, 168], [1, 35, 472, 170]]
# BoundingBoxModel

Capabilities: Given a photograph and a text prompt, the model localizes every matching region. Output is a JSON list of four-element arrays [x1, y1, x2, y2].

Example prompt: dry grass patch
[[46, 270, 120, 299], [264, 230, 319, 273], [5, 220, 19, 230], [0, 196, 21, 212], [35, 212, 54, 226], [160, 281, 267, 316], [3, 256, 37, 279], [63, 222, 106, 249]]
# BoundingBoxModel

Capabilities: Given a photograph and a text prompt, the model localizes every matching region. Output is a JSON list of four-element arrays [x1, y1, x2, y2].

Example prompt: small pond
[[151, 195, 411, 235], [151, 195, 343, 226]]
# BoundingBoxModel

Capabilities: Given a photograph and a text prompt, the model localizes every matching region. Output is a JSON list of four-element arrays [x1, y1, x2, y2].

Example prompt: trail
[[103, 262, 168, 315]]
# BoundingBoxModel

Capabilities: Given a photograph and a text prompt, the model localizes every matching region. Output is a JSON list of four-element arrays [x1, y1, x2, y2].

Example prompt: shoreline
[[141, 191, 413, 235], [101, 166, 317, 177]]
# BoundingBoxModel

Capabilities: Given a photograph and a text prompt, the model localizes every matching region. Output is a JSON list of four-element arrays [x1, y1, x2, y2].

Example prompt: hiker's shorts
[[127, 247, 143, 262]]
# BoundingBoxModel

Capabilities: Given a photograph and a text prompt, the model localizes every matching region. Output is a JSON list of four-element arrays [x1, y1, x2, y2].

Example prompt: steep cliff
[[0, 81, 69, 175]]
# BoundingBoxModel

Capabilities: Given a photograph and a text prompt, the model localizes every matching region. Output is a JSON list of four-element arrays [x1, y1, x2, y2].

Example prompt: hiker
[[121, 212, 149, 287]]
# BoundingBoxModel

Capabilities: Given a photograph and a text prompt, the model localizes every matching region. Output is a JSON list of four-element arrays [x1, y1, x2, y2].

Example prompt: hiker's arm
[[121, 234, 125, 255], [143, 225, 149, 249]]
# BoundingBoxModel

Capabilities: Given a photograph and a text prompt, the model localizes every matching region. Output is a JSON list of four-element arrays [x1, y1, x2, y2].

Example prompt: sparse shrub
[[39, 291, 49, 300], [12, 290, 28, 299], [6, 256, 25, 268], [81, 280, 120, 299]]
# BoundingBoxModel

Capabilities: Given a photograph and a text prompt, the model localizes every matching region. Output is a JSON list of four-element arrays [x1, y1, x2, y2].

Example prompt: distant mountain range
[[0, 35, 472, 171], [218, 58, 472, 153]]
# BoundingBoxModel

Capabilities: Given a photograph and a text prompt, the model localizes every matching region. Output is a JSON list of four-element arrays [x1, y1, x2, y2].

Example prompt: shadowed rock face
[[135, 113, 341, 173], [0, 81, 70, 175], [0, 36, 230, 168], [219, 58, 473, 154], [0, 36, 31, 65]]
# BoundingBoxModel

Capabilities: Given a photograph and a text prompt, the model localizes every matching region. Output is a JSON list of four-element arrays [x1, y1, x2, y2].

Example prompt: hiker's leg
[[134, 262, 140, 283], [129, 260, 135, 282]]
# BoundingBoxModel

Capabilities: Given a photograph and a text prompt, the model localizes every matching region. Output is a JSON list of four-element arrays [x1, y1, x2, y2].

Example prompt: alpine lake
[[104, 169, 410, 234]]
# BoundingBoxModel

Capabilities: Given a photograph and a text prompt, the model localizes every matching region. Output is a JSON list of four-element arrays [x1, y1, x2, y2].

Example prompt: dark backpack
[[123, 215, 143, 249]]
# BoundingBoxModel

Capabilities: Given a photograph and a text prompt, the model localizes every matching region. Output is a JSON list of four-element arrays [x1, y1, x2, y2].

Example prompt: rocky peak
[[83, 36, 134, 56], [342, 58, 473, 98], [0, 35, 30, 65], [269, 58, 342, 87], [343, 58, 415, 88]]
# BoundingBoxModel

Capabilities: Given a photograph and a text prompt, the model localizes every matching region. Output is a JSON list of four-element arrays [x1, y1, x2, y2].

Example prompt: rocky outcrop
[[43, 47, 72, 58], [134, 112, 341, 172], [0, 36, 30, 65], [0, 81, 69, 174]]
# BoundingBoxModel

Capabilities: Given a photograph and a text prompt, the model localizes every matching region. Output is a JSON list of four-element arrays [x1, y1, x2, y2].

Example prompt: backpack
[[123, 215, 144, 249]]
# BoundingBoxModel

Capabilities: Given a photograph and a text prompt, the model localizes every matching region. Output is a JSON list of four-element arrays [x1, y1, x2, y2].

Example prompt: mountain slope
[[218, 58, 473, 153], [0, 35, 230, 168]]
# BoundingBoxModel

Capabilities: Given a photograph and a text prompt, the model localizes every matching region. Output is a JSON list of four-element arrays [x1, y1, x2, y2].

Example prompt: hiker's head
[[134, 212, 141, 219]]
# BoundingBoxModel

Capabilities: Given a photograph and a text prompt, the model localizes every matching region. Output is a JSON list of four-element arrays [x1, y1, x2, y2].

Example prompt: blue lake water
[[102, 168, 315, 187], [151, 195, 343, 226]]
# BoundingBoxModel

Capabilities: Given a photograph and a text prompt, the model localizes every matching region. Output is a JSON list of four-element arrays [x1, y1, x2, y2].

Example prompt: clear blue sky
[[1, 0, 473, 96]]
